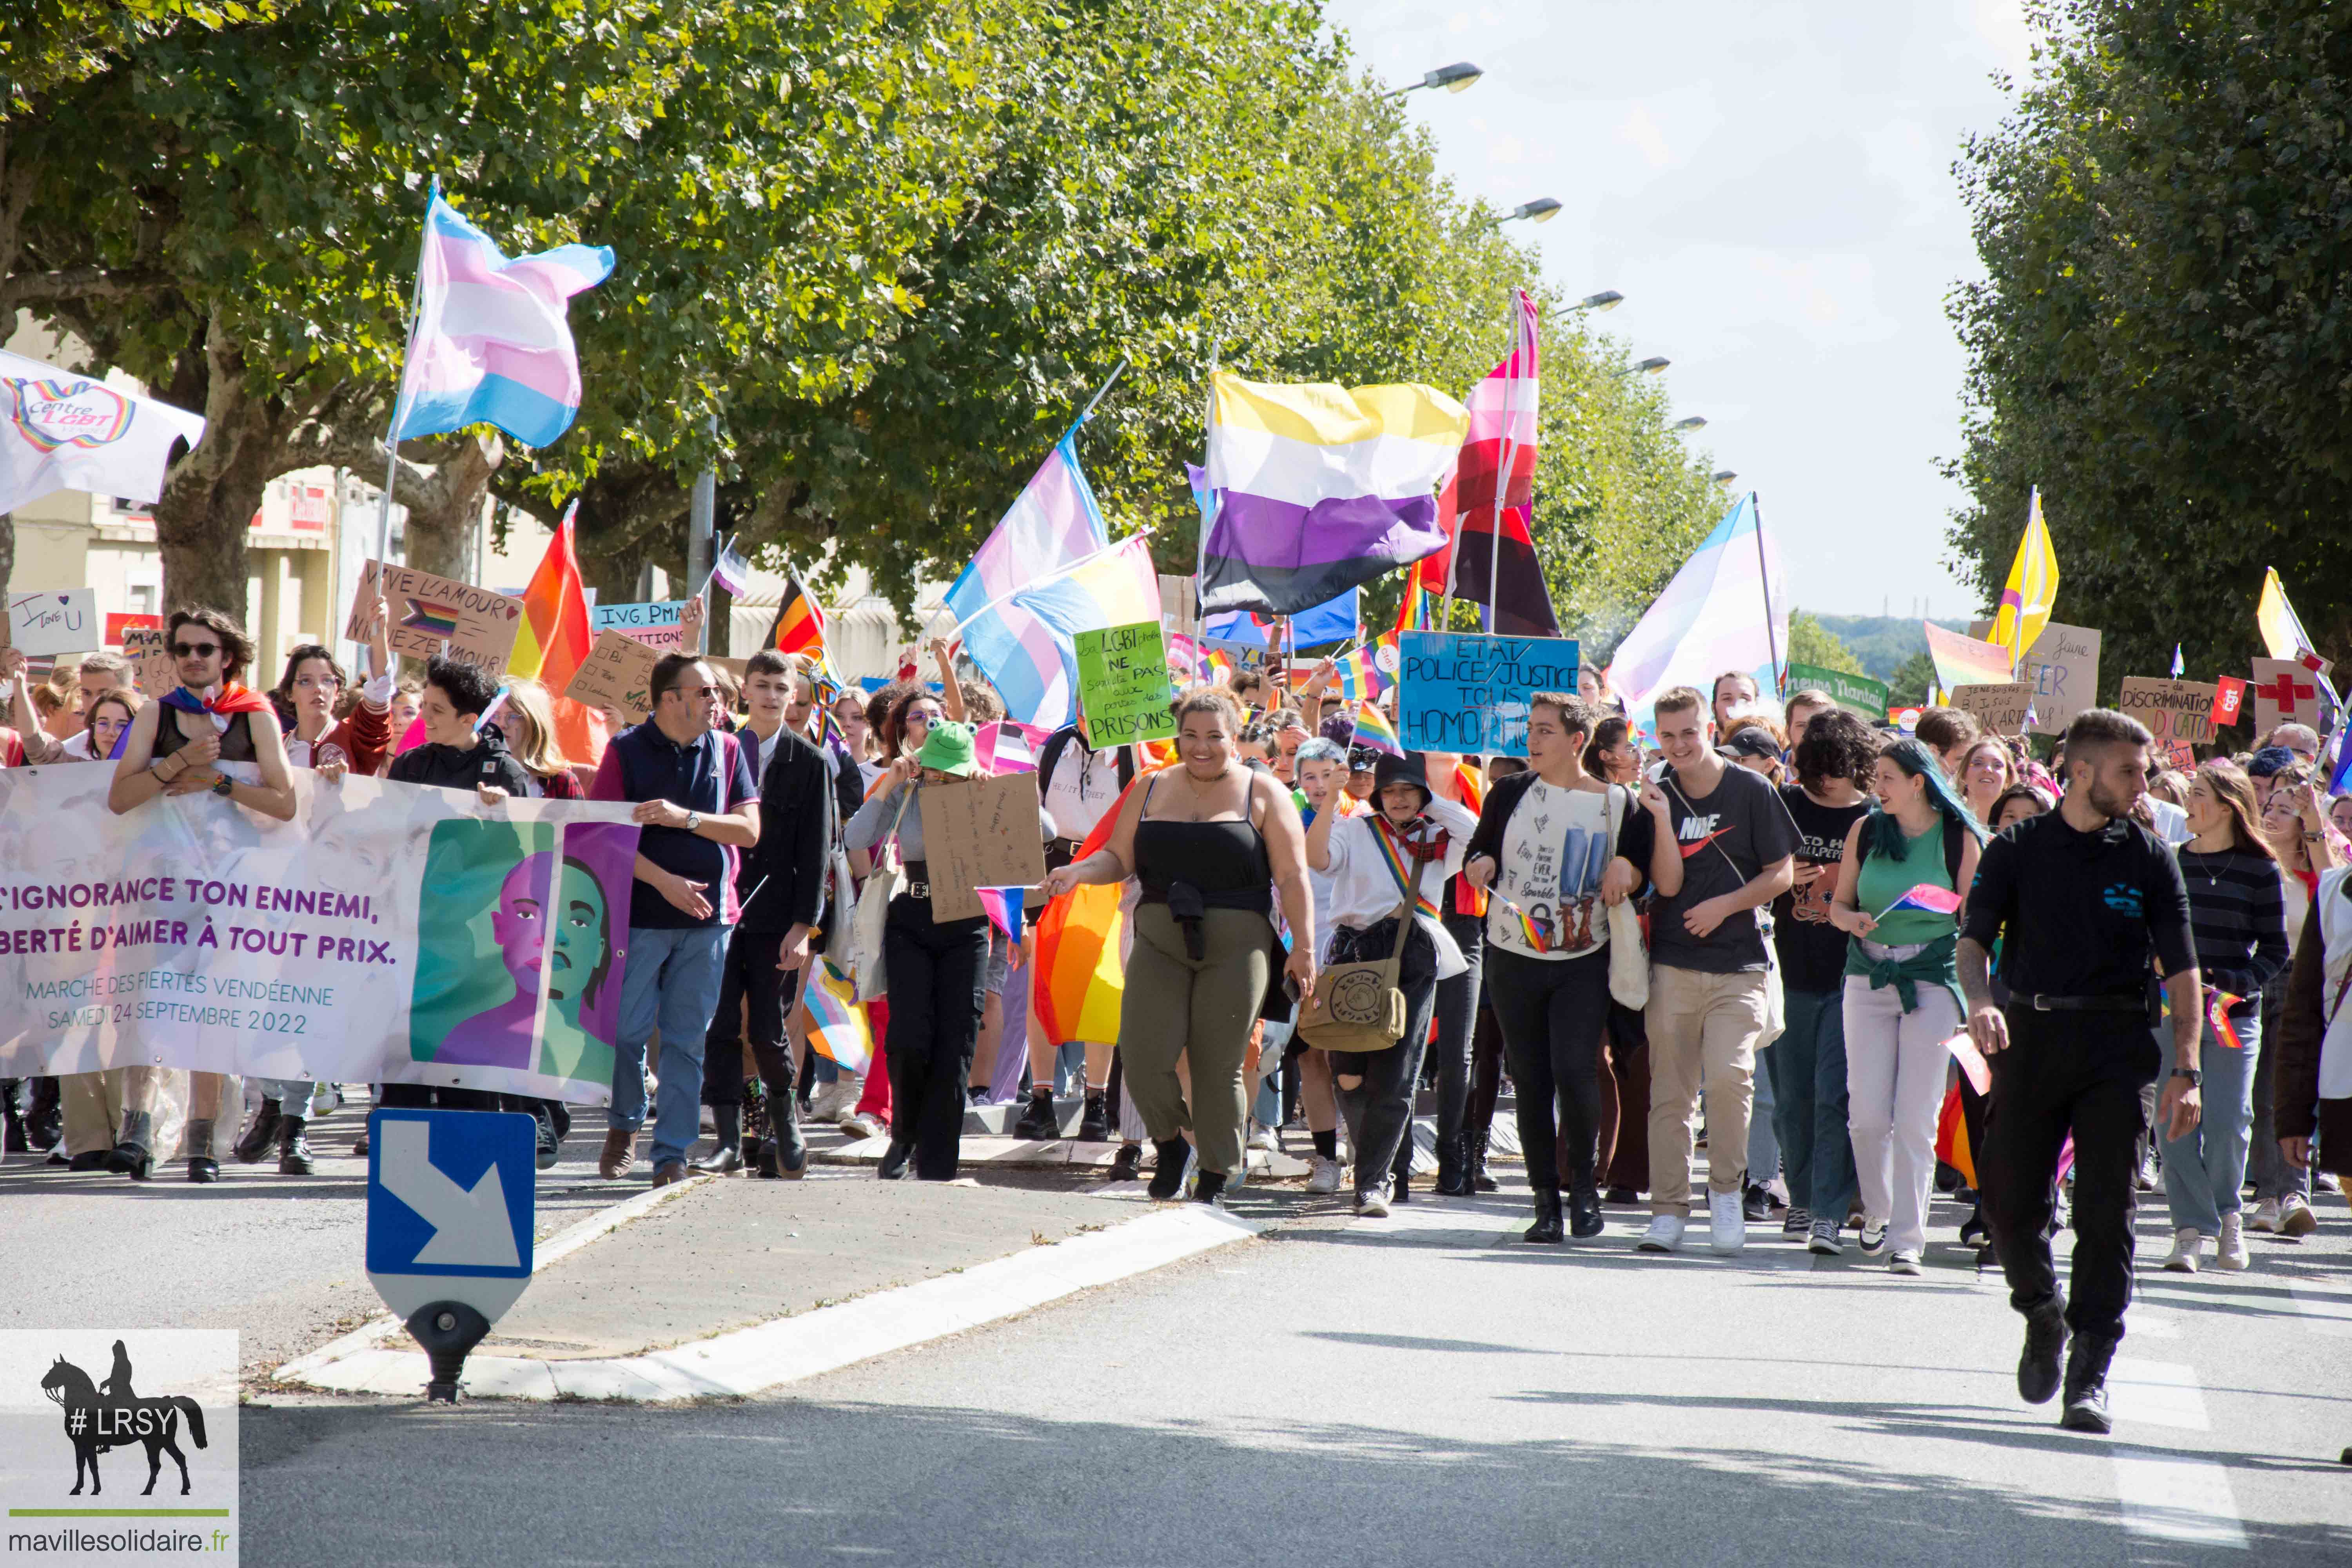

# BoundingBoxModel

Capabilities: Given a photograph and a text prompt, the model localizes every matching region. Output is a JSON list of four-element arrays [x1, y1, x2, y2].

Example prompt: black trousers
[[702, 927, 802, 1110], [378, 1082, 505, 1112], [881, 894, 988, 1181], [1978, 1007, 2158, 1345], [1485, 945, 1611, 1193], [1330, 918, 1440, 1199]]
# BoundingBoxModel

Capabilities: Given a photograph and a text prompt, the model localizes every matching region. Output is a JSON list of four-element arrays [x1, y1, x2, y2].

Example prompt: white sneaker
[[1247, 1124, 1278, 1154], [1858, 1219, 1889, 1257], [2162, 1227, 2203, 1273], [1888, 1250, 1922, 1275], [807, 1080, 850, 1123], [1306, 1155, 1343, 1195], [2280, 1194, 2319, 1237], [1355, 1189, 1390, 1218], [1708, 1189, 1746, 1256], [2215, 1212, 2249, 1272], [2249, 1198, 2283, 1233], [838, 1113, 880, 1141], [1637, 1214, 1685, 1253]]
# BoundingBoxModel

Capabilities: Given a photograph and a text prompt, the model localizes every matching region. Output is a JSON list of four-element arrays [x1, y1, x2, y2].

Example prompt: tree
[[1948, 0, 2352, 695], [1887, 650, 1936, 709], [1785, 611, 1865, 677]]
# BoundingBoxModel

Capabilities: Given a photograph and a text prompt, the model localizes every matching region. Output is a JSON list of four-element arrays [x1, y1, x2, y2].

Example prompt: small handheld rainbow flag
[[1884, 883, 1964, 916], [1350, 701, 1404, 758], [2207, 989, 2247, 1050], [1493, 893, 1557, 954], [798, 956, 873, 1074]]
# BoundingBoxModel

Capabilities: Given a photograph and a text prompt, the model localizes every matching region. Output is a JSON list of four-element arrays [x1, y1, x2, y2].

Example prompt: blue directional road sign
[[365, 1108, 536, 1323]]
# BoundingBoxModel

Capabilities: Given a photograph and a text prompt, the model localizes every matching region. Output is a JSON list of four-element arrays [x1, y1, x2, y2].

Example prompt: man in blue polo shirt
[[591, 652, 761, 1185]]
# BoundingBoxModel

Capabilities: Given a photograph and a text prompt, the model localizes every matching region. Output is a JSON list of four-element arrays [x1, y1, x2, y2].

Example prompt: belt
[[2019, 993, 2145, 1013], [1047, 836, 1084, 858], [902, 859, 929, 901]]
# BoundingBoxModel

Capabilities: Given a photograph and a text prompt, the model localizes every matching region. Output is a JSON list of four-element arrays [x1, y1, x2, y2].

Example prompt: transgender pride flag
[[1607, 491, 1789, 732], [946, 434, 1111, 728], [391, 190, 613, 449]]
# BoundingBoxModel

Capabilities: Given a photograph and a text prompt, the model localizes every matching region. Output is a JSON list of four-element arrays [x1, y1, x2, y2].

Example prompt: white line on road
[[2112, 1454, 2249, 1550], [2107, 1358, 2212, 1430]]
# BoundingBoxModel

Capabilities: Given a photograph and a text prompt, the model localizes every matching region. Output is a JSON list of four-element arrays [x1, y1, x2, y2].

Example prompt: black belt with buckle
[[902, 858, 930, 901], [2022, 993, 2145, 1013]]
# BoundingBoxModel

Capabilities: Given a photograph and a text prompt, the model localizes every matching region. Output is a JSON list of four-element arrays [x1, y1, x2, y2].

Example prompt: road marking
[[2107, 1358, 2211, 1430], [2111, 1454, 2248, 1549], [2288, 1282, 2352, 1337]]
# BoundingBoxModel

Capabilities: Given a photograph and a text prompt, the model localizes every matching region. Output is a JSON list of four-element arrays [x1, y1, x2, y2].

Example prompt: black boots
[[278, 1115, 315, 1176], [693, 1105, 744, 1174], [1146, 1137, 1191, 1199], [877, 1139, 913, 1180], [185, 1120, 219, 1183], [109, 1110, 154, 1180], [1077, 1091, 1111, 1144], [1524, 1187, 1566, 1243], [1466, 1126, 1498, 1192], [2017, 1296, 2069, 1406], [1569, 1183, 1605, 1239], [758, 1091, 807, 1180], [2060, 1333, 2116, 1434], [234, 1098, 282, 1164], [1012, 1091, 1060, 1142], [1433, 1132, 1469, 1196]]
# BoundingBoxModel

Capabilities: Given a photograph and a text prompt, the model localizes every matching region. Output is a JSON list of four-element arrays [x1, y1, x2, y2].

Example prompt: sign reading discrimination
[[1951, 681, 2033, 736], [1399, 632, 1579, 757], [2117, 677, 2221, 764], [590, 599, 689, 652], [919, 772, 1047, 923], [1784, 662, 1889, 721], [1073, 621, 1177, 746], [2019, 621, 2101, 736], [348, 560, 524, 677], [0, 769, 641, 1105]]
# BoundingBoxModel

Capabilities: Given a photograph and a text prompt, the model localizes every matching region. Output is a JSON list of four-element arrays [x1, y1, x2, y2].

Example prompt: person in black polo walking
[[1958, 708, 2203, 1435]]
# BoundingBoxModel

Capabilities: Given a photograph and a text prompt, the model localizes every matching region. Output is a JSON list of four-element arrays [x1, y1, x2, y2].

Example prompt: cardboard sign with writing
[[5, 589, 100, 656], [120, 626, 176, 697], [347, 559, 524, 676], [2019, 621, 2101, 736], [592, 599, 689, 652], [563, 630, 662, 721], [2116, 677, 2221, 759], [918, 771, 1047, 923], [1398, 630, 1580, 756], [1951, 681, 2032, 736], [1157, 575, 1199, 646], [1784, 661, 1888, 721], [2249, 657, 2328, 736], [1074, 621, 1177, 746]]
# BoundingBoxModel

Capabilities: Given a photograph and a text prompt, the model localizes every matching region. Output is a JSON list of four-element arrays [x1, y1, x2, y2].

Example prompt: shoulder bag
[[848, 789, 913, 1003], [1298, 822, 1432, 1052], [1604, 782, 1651, 1011]]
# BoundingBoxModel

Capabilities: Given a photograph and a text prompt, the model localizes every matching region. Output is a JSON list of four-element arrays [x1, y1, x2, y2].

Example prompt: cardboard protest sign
[[2117, 677, 2221, 761], [1951, 681, 2032, 736], [1398, 631, 1579, 756], [2249, 658, 2328, 736], [2019, 622, 2100, 736], [919, 771, 1046, 923], [1784, 662, 1888, 721], [563, 630, 662, 721], [1157, 575, 1199, 645], [347, 559, 524, 677], [4, 589, 99, 656], [1073, 621, 1177, 746], [120, 627, 175, 697], [591, 599, 689, 652]]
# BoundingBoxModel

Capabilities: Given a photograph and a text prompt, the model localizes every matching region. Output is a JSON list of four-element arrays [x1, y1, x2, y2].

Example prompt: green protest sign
[[1074, 621, 1177, 745], [1785, 662, 1889, 721]]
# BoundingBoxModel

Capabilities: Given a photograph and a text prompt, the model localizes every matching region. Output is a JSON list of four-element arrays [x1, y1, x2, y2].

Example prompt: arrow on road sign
[[378, 1118, 522, 1269]]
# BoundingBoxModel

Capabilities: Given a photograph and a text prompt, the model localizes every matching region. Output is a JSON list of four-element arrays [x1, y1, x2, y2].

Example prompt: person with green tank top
[[1828, 737, 1987, 1275]]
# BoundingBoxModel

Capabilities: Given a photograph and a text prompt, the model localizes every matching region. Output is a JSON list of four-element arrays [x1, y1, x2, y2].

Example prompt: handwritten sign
[[1951, 681, 2033, 736], [1073, 621, 1177, 746], [1399, 631, 1579, 756], [2019, 621, 2101, 736], [1784, 661, 1888, 722], [120, 627, 176, 697], [2248, 657, 2328, 737], [919, 771, 1046, 923], [563, 630, 662, 721], [2116, 677, 2221, 761], [346, 560, 524, 677], [5, 589, 99, 656], [591, 600, 688, 652]]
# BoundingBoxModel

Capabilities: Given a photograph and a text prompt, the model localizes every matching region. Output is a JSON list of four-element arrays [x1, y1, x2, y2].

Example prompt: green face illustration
[[547, 858, 610, 1023]]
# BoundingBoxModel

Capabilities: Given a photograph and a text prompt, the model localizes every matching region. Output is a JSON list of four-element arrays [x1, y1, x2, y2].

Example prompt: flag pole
[[1196, 346, 1220, 584], [1069, 355, 1132, 434], [1485, 288, 1521, 639], [374, 177, 438, 572], [1751, 491, 1783, 696]]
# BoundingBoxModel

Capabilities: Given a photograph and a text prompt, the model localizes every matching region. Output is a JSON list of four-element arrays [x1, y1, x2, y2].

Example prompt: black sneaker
[[531, 1105, 561, 1171], [2059, 1334, 2115, 1433], [2017, 1298, 2068, 1405], [1107, 1143, 1143, 1182], [1190, 1169, 1228, 1206], [1146, 1137, 1190, 1200], [877, 1140, 913, 1180], [1077, 1093, 1110, 1144], [1742, 1183, 1772, 1223], [1012, 1093, 1059, 1142], [2060, 1381, 2111, 1434]]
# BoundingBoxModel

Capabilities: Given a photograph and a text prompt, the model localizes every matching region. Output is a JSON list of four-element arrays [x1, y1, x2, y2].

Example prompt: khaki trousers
[[1645, 964, 1769, 1211]]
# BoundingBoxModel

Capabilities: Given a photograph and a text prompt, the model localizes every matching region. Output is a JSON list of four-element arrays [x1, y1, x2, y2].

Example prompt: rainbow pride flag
[[1923, 622, 2015, 689], [1350, 701, 1404, 758], [799, 957, 873, 1075]]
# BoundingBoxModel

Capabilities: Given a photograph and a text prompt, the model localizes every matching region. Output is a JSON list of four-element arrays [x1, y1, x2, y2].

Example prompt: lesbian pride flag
[[392, 190, 612, 449]]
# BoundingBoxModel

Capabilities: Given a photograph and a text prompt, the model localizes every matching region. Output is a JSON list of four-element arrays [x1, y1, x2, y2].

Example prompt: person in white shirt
[[1304, 750, 1477, 1216]]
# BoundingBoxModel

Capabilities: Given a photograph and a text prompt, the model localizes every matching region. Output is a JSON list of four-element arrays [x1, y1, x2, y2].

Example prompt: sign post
[[365, 1107, 535, 1402]]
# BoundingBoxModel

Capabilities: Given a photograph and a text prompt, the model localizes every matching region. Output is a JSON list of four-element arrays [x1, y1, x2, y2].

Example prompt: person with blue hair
[[1827, 736, 1986, 1274]]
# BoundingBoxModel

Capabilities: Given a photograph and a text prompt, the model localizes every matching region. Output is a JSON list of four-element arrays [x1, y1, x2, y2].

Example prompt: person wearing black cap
[[1959, 707, 2201, 1435], [1303, 749, 1477, 1216]]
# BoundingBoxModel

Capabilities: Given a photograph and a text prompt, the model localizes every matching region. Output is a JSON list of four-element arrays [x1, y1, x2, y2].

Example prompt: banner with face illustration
[[0, 768, 640, 1104]]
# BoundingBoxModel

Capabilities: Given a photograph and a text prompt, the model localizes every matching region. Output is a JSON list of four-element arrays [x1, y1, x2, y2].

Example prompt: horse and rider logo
[[37, 1340, 210, 1496], [8, 376, 135, 453]]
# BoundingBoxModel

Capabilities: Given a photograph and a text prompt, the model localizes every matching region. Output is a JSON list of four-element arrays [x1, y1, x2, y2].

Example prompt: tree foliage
[[1784, 610, 1865, 677], [1949, 0, 2352, 693]]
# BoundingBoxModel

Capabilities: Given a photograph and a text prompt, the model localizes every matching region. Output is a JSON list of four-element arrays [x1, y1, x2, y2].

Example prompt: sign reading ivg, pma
[[1399, 631, 1579, 756]]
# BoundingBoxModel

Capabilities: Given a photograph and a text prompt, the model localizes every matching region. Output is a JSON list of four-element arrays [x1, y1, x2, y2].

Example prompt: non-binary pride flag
[[947, 434, 1111, 728], [392, 189, 613, 449], [1200, 372, 1468, 617]]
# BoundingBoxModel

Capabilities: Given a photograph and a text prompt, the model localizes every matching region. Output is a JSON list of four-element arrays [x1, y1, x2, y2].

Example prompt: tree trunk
[[151, 402, 269, 622], [0, 513, 15, 592], [392, 433, 501, 583]]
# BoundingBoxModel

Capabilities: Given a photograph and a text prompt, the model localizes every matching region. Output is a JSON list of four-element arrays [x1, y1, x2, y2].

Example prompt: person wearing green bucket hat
[[845, 716, 1056, 1180]]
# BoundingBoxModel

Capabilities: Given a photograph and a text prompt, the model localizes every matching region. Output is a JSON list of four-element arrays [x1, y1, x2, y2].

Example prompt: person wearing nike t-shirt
[[1638, 684, 1799, 1258]]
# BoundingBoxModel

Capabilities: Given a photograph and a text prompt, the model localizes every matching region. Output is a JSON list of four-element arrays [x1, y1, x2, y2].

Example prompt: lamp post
[[1391, 61, 1484, 97], [1471, 197, 1563, 232], [1712, 469, 1739, 487], [1670, 416, 1707, 432], [1575, 290, 1625, 312], [1616, 356, 1670, 377]]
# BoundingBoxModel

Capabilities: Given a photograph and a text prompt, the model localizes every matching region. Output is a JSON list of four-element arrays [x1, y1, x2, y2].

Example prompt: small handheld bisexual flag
[[975, 886, 1029, 942], [1883, 883, 1964, 916]]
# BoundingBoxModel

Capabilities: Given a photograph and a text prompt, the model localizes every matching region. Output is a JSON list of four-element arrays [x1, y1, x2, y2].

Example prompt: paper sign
[[591, 600, 689, 652], [1398, 630, 1580, 756], [2018, 621, 2101, 736], [918, 771, 1047, 923], [1073, 621, 1177, 746], [2214, 675, 2247, 728], [347, 559, 524, 677], [1784, 661, 1889, 721], [2117, 677, 2221, 759], [120, 626, 175, 697], [1944, 1033, 1991, 1097], [5, 589, 99, 656], [563, 630, 662, 721], [1951, 681, 2032, 735], [2249, 657, 2327, 736], [1157, 575, 1199, 646]]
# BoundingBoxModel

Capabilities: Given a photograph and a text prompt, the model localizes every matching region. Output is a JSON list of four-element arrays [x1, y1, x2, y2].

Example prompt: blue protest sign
[[1398, 630, 1580, 756], [590, 599, 688, 651], [365, 1108, 535, 1323]]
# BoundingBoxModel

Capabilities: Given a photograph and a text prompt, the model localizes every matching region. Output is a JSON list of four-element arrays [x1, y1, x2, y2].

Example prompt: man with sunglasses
[[590, 652, 761, 1185]]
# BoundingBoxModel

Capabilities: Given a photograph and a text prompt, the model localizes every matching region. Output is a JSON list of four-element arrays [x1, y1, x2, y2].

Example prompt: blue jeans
[[612, 925, 731, 1169], [1769, 987, 1855, 1219], [2162, 1007, 2260, 1235]]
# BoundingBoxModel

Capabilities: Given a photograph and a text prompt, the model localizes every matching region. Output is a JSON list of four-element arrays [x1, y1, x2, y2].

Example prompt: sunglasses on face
[[666, 684, 722, 701], [172, 642, 221, 658]]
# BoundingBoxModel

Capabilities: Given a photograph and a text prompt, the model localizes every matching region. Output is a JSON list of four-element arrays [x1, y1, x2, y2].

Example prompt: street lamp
[[1392, 61, 1484, 97], [1575, 290, 1625, 312], [1616, 356, 1670, 377], [1712, 470, 1739, 486], [1471, 197, 1563, 232], [1670, 416, 1707, 432]]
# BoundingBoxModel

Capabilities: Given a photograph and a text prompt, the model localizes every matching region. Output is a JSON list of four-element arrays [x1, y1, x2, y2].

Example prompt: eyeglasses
[[171, 641, 221, 658]]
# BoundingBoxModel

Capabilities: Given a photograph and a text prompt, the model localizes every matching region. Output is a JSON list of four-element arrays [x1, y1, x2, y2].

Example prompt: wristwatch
[[2169, 1067, 2201, 1087], [684, 810, 702, 833], [210, 774, 234, 797]]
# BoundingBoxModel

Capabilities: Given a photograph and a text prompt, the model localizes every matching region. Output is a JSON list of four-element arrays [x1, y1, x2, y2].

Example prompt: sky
[[1320, 0, 2038, 621]]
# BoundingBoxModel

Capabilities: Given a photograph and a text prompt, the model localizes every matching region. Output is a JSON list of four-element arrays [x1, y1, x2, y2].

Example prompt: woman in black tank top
[[1042, 689, 1314, 1203]]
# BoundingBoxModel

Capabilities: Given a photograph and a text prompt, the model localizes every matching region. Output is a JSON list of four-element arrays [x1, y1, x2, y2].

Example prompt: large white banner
[[0, 768, 643, 1105]]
